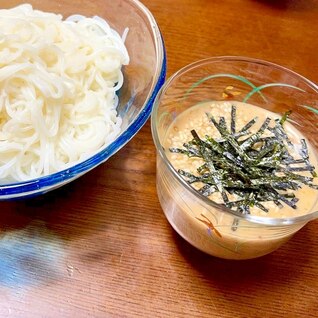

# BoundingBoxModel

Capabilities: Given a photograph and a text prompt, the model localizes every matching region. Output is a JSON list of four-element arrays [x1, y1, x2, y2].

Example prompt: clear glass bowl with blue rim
[[0, 0, 166, 199]]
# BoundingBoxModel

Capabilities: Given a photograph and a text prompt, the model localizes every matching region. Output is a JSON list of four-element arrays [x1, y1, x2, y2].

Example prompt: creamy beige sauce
[[158, 101, 318, 259], [165, 101, 318, 218]]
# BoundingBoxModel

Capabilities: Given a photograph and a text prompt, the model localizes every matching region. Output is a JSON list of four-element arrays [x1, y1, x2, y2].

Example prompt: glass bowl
[[0, 0, 166, 199], [151, 56, 318, 260]]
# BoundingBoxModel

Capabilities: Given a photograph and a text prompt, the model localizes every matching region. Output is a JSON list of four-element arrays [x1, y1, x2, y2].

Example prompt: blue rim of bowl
[[151, 56, 318, 226], [0, 0, 167, 197]]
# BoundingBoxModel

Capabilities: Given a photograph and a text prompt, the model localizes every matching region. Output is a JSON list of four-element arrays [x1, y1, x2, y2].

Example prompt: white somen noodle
[[0, 4, 129, 182]]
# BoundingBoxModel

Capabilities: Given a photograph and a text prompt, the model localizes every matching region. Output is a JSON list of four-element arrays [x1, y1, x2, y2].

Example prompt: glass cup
[[151, 56, 318, 260]]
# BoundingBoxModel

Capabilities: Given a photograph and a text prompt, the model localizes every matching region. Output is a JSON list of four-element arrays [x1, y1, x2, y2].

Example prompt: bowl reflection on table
[[151, 56, 318, 260], [0, 0, 166, 200]]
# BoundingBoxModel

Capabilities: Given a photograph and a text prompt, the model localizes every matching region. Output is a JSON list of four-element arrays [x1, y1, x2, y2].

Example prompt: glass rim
[[151, 56, 318, 226]]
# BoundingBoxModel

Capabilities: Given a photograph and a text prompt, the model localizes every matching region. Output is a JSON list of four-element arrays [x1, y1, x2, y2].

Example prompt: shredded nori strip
[[169, 107, 318, 215], [280, 110, 292, 125], [299, 139, 317, 177], [231, 105, 236, 134], [238, 116, 258, 133], [240, 117, 271, 151]]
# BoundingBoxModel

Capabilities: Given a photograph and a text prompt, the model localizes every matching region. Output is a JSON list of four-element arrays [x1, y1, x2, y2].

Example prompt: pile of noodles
[[0, 4, 129, 182]]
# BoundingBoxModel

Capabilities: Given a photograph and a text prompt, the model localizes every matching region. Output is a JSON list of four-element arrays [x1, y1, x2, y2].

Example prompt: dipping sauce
[[157, 101, 318, 259]]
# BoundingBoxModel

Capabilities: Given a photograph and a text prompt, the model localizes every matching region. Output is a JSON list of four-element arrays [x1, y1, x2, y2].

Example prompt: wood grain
[[1, 0, 318, 317]]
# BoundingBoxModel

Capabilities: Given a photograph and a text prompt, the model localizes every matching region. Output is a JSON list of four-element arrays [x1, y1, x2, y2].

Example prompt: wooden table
[[1, 0, 318, 317]]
